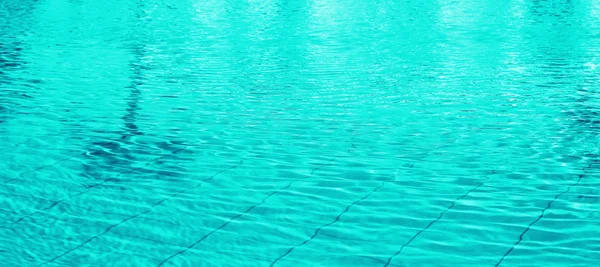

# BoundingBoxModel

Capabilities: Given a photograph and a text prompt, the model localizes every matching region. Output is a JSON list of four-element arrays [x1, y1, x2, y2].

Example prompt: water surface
[[1, 0, 599, 266]]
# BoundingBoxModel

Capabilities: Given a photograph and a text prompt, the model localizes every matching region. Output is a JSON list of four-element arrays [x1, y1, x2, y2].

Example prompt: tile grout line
[[2, 139, 120, 184], [34, 130, 313, 265], [383, 182, 488, 267], [155, 136, 364, 267], [493, 161, 595, 267], [4, 130, 231, 226], [4, 146, 188, 226], [270, 180, 387, 266], [0, 137, 33, 154], [37, 161, 243, 266], [268, 139, 459, 266], [3, 155, 79, 184], [383, 161, 503, 267]]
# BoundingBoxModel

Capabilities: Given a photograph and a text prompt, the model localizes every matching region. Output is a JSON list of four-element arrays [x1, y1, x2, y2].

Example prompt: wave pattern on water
[[1, 0, 600, 266]]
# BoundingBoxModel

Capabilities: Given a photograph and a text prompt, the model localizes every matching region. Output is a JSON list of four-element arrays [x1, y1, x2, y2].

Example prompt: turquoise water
[[1, 0, 600, 266]]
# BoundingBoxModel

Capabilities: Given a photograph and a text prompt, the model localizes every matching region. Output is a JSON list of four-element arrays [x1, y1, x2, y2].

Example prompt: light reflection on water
[[1, 0, 599, 266]]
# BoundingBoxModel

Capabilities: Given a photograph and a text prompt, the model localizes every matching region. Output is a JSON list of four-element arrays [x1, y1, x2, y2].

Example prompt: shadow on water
[[0, 1, 39, 127], [82, 44, 146, 177], [82, 1, 187, 186], [523, 0, 599, 150], [0, 40, 23, 125], [494, 2, 599, 265]]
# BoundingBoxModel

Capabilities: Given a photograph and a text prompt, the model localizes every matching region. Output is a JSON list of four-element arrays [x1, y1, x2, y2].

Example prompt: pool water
[[1, 0, 599, 266]]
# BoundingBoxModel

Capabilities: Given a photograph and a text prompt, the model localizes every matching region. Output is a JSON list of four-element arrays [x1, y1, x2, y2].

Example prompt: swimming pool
[[1, 0, 599, 266]]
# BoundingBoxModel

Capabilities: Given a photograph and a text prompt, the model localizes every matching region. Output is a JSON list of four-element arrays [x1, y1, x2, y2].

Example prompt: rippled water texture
[[1, 0, 600, 266]]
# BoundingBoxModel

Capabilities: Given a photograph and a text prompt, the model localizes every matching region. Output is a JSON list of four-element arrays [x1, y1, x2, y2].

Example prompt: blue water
[[1, 0, 600, 266]]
